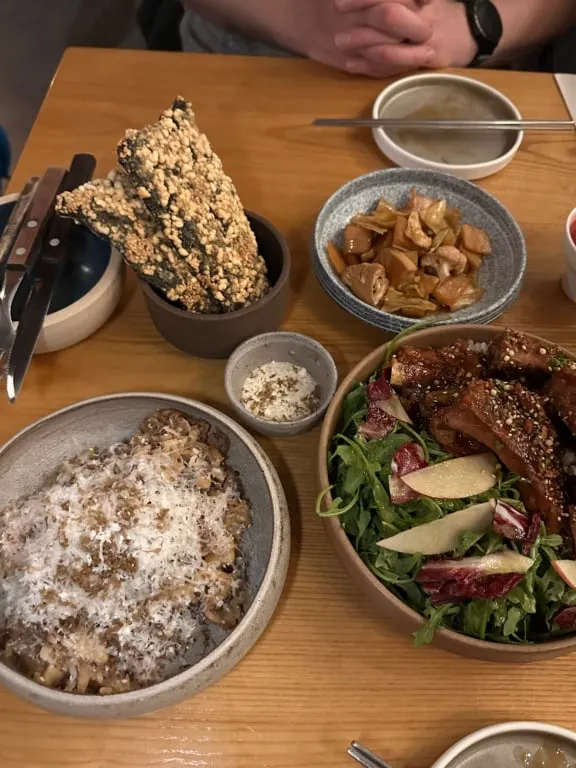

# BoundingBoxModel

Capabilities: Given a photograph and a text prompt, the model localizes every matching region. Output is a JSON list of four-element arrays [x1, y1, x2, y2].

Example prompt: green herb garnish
[[550, 355, 569, 371]]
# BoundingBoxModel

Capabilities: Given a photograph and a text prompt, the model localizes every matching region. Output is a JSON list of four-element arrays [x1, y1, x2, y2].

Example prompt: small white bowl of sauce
[[561, 206, 576, 303], [372, 73, 523, 180], [432, 722, 576, 768]]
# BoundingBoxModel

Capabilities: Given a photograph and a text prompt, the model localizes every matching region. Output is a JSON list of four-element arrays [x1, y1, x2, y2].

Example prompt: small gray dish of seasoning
[[225, 332, 339, 437]]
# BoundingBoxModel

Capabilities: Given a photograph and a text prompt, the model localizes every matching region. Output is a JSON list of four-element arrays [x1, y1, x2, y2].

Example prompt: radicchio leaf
[[367, 374, 393, 402], [493, 501, 541, 555], [523, 513, 542, 555], [389, 442, 427, 504], [359, 401, 396, 440], [360, 373, 411, 441], [421, 573, 524, 604], [493, 501, 528, 541], [554, 606, 576, 630], [416, 553, 532, 604]]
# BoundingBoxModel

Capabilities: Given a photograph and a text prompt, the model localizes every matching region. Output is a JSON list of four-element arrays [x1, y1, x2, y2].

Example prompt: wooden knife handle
[[0, 177, 39, 265], [8, 167, 67, 267], [62, 153, 97, 192]]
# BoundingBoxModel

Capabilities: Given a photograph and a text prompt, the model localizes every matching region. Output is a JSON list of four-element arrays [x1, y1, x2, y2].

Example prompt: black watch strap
[[456, 0, 503, 67]]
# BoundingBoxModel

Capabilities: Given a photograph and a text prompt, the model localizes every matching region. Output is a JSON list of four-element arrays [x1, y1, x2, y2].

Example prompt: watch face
[[473, 0, 503, 45]]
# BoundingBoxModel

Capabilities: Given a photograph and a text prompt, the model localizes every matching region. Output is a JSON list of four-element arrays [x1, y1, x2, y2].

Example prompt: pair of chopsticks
[[0, 154, 96, 402], [348, 741, 393, 768], [313, 118, 576, 132]]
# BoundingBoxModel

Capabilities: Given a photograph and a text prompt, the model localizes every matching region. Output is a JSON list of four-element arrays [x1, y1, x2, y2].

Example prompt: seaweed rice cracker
[[117, 98, 269, 310], [56, 170, 217, 312]]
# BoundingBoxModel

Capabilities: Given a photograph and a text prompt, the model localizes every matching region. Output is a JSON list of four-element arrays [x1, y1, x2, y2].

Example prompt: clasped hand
[[305, 0, 477, 78]]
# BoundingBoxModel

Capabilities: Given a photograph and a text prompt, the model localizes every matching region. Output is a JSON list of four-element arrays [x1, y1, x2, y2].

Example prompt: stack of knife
[[0, 153, 96, 403]]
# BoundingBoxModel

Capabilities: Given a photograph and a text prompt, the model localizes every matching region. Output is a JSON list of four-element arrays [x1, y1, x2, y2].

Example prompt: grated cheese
[[240, 361, 320, 423], [0, 410, 251, 695]]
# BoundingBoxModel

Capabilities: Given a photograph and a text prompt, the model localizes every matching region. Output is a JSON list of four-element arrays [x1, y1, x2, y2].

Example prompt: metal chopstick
[[313, 117, 575, 132], [348, 741, 394, 768]]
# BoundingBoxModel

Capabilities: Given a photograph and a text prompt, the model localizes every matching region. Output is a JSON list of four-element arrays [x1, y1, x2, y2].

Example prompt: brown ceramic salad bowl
[[318, 324, 576, 662]]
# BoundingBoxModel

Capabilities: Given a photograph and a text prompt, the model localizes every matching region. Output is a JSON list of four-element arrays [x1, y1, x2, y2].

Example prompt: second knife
[[6, 153, 96, 402]]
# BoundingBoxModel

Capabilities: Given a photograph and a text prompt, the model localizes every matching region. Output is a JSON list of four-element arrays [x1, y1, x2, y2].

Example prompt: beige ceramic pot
[[0, 193, 124, 354]]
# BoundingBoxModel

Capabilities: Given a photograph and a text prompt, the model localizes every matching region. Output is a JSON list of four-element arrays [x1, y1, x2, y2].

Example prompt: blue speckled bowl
[[0, 193, 124, 353], [312, 169, 526, 333]]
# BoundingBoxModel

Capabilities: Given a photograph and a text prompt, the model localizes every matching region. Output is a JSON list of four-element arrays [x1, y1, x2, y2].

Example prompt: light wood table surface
[[3, 48, 576, 768]]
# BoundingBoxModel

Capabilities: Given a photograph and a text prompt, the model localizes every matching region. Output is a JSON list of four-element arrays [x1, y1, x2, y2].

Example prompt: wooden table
[[2, 48, 576, 768]]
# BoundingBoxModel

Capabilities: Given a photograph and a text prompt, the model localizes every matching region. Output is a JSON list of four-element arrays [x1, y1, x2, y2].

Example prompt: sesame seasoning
[[241, 362, 320, 423]]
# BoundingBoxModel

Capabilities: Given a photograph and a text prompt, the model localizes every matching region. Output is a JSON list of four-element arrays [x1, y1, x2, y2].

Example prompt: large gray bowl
[[0, 394, 290, 719], [312, 168, 526, 333]]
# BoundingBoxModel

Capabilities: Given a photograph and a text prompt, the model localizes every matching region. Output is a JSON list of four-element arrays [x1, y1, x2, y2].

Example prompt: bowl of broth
[[372, 73, 523, 180]]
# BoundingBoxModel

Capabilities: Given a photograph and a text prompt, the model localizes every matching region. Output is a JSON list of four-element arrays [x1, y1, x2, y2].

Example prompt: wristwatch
[[456, 0, 503, 67]]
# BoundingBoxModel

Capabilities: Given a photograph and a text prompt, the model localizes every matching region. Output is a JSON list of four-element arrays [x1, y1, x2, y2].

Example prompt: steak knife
[[6, 153, 96, 402], [0, 177, 39, 268], [2, 167, 67, 318]]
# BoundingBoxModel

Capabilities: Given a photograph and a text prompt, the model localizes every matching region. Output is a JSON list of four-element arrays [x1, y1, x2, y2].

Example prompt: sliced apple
[[378, 501, 495, 555], [377, 395, 412, 424], [401, 453, 498, 499], [367, 374, 412, 424], [417, 551, 534, 583], [553, 560, 576, 590]]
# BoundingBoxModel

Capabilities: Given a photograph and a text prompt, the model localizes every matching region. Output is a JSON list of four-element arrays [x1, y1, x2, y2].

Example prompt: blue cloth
[[0, 126, 10, 183]]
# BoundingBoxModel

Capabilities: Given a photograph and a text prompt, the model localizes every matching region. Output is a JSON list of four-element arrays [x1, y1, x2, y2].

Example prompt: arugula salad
[[318, 329, 576, 646]]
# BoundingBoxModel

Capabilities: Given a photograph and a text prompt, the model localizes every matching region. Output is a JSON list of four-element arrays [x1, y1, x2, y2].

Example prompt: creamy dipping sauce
[[380, 82, 518, 166]]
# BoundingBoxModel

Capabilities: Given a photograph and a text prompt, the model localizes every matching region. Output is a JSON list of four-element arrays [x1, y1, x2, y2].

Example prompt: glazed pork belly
[[390, 340, 485, 389], [419, 389, 485, 457], [390, 342, 486, 455], [443, 379, 566, 534], [543, 367, 576, 437], [488, 329, 574, 382]]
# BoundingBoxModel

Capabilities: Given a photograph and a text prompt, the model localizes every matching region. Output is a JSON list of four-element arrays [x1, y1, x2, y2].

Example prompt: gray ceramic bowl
[[312, 168, 526, 333], [225, 332, 338, 437], [0, 394, 290, 719]]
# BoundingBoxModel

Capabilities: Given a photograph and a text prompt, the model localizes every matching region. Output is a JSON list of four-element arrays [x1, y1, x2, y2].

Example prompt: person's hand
[[333, 0, 478, 76], [299, 0, 434, 76]]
